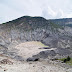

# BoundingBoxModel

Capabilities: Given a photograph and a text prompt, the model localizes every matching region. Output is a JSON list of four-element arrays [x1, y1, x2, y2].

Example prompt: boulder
[[26, 57, 39, 62], [0, 59, 13, 65]]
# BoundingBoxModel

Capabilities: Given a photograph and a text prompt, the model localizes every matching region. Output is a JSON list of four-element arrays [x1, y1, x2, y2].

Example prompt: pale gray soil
[[0, 41, 72, 72], [0, 59, 72, 72]]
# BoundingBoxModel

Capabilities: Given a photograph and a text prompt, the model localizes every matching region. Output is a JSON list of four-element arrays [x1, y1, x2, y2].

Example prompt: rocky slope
[[0, 16, 72, 56], [0, 16, 72, 72], [0, 16, 72, 48]]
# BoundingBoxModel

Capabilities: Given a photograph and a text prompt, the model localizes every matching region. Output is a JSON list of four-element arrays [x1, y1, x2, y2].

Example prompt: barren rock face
[[0, 16, 72, 72], [0, 16, 72, 59], [0, 16, 72, 48], [0, 59, 13, 65]]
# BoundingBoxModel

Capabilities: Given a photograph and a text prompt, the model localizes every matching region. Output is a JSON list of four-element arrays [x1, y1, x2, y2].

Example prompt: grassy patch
[[59, 58, 66, 61], [38, 42, 48, 47], [59, 56, 72, 66], [66, 58, 72, 65]]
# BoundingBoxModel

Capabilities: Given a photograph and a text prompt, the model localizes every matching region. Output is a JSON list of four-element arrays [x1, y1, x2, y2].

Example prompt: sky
[[0, 0, 72, 23]]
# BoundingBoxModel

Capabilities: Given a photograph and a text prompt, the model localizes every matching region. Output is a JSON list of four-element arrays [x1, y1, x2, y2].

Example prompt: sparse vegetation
[[37, 41, 48, 47], [59, 56, 72, 65], [67, 56, 71, 61], [50, 22, 63, 29]]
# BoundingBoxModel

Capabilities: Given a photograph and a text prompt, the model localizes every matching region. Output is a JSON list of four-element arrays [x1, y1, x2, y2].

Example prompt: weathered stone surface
[[0, 59, 13, 65], [0, 16, 72, 61]]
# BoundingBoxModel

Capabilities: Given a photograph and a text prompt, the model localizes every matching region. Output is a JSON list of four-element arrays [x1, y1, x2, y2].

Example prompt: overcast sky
[[0, 0, 72, 23]]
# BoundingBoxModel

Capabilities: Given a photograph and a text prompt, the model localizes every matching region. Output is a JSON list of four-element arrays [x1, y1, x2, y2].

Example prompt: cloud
[[42, 7, 61, 19], [65, 13, 72, 18], [41, 6, 72, 19], [0, 0, 72, 23]]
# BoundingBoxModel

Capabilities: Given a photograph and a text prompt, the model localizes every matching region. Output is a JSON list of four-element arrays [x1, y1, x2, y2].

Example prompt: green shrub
[[62, 56, 71, 63], [59, 56, 72, 65], [63, 59, 67, 63], [67, 56, 71, 61]]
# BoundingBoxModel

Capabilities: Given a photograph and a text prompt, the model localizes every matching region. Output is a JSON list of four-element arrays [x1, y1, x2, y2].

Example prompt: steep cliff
[[0, 16, 72, 49], [0, 16, 72, 69]]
